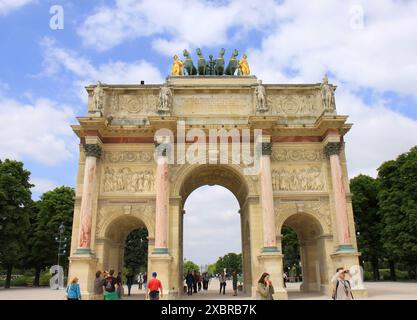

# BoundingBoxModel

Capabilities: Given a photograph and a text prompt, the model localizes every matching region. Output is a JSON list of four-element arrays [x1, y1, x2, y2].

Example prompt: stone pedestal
[[330, 251, 368, 298], [257, 252, 288, 300], [67, 254, 98, 300], [149, 253, 173, 300]]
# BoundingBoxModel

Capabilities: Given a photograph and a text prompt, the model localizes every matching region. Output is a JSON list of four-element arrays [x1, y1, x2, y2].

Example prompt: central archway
[[175, 164, 253, 297]]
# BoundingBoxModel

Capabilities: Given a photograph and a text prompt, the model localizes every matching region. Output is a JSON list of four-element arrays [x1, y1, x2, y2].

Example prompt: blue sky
[[1, 0, 417, 264]]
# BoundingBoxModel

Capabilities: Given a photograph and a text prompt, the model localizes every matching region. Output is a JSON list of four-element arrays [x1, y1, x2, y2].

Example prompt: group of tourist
[[66, 267, 354, 300], [184, 271, 242, 297], [65, 269, 162, 300], [184, 271, 210, 295]]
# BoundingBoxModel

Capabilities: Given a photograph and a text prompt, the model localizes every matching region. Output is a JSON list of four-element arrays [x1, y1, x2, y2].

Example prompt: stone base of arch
[[330, 251, 368, 298], [149, 253, 174, 299], [257, 252, 288, 300], [67, 254, 98, 300]]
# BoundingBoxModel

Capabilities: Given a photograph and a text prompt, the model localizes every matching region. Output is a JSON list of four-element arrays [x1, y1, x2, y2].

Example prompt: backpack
[[105, 277, 115, 292], [332, 280, 354, 300]]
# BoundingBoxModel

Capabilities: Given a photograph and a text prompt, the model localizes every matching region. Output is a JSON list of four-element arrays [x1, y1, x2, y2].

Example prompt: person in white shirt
[[331, 267, 356, 300]]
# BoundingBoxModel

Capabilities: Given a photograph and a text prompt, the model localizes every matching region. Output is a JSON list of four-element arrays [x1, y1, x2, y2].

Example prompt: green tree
[[183, 260, 199, 274], [207, 263, 217, 275], [281, 226, 301, 275], [29, 186, 74, 286], [350, 174, 382, 280], [378, 146, 417, 280], [0, 159, 33, 288], [215, 253, 242, 274], [124, 227, 148, 273]]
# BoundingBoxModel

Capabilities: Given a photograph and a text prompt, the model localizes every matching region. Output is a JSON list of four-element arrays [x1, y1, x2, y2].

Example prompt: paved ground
[[0, 280, 416, 300]]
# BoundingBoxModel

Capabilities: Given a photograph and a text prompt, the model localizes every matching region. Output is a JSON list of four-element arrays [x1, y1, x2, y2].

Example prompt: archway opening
[[178, 165, 251, 298], [101, 214, 150, 299], [281, 212, 326, 296]]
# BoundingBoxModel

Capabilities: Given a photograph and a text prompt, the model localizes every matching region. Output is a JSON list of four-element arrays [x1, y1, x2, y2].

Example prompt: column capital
[[261, 142, 272, 156], [324, 141, 342, 157], [154, 142, 169, 157], [84, 143, 102, 158]]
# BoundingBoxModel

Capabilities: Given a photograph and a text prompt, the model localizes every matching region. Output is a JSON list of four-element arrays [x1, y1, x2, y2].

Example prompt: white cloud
[[0, 93, 76, 165], [184, 185, 241, 265], [30, 177, 59, 194], [0, 0, 32, 15], [337, 89, 417, 178], [41, 37, 164, 101], [77, 0, 280, 53], [248, 0, 417, 97]]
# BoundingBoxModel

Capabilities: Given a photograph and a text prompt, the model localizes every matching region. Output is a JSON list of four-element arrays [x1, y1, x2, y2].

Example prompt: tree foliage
[[29, 186, 74, 285], [0, 159, 33, 288], [183, 260, 199, 274], [281, 226, 301, 275], [377, 146, 417, 279], [215, 252, 242, 274], [350, 174, 382, 280], [124, 227, 148, 273]]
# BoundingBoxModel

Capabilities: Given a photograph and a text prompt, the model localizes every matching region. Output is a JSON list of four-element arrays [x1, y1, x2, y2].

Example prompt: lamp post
[[55, 223, 67, 289]]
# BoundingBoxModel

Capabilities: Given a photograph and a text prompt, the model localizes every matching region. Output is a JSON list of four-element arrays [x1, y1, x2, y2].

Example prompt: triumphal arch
[[68, 50, 366, 299]]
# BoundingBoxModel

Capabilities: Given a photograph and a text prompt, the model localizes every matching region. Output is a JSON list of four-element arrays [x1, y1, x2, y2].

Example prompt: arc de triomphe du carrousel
[[67, 49, 367, 299]]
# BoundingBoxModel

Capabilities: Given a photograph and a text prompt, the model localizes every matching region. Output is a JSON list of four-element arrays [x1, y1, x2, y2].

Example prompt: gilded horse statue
[[196, 48, 206, 76], [225, 49, 239, 75], [183, 49, 197, 75], [214, 48, 225, 75]]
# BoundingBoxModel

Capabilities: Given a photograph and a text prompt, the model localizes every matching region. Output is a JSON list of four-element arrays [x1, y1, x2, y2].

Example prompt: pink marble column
[[154, 154, 169, 253], [260, 142, 278, 251], [325, 142, 352, 248], [78, 143, 101, 251]]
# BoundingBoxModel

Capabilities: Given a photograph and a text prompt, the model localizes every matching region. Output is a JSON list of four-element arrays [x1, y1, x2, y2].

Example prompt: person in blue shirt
[[66, 277, 82, 300]]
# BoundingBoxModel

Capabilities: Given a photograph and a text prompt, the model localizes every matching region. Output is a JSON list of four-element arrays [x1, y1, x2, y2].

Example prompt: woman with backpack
[[66, 277, 81, 300], [103, 270, 119, 300]]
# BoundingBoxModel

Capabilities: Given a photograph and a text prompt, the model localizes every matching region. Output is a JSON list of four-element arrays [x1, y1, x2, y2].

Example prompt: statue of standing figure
[[205, 54, 215, 75], [321, 74, 336, 112], [158, 85, 172, 115], [171, 54, 183, 76], [255, 80, 268, 113], [238, 53, 250, 76], [92, 81, 104, 111]]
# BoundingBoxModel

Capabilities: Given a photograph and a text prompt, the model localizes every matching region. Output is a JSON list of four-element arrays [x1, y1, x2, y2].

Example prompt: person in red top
[[146, 272, 163, 300]]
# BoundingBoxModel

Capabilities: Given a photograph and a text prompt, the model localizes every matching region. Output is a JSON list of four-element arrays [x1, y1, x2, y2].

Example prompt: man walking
[[146, 272, 163, 300]]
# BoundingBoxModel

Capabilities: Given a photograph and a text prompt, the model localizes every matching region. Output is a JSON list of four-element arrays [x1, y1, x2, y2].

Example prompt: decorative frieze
[[272, 148, 324, 162], [102, 167, 155, 193], [272, 166, 325, 192], [104, 151, 153, 163]]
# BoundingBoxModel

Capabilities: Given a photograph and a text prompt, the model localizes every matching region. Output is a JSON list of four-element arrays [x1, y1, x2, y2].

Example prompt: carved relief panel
[[107, 92, 159, 117], [102, 167, 155, 194], [267, 93, 323, 117], [272, 166, 326, 192]]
